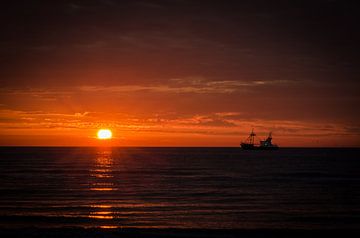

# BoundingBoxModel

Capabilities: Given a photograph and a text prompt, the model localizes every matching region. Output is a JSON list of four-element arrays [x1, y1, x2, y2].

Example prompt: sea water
[[0, 147, 359, 229]]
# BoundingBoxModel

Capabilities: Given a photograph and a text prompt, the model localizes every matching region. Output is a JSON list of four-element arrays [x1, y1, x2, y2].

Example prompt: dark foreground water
[[0, 147, 359, 229]]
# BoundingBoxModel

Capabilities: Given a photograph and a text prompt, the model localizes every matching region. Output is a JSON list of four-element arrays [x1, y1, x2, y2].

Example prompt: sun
[[97, 129, 112, 140]]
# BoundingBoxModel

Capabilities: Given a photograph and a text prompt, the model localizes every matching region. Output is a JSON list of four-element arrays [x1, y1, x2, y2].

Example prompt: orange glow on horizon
[[0, 110, 359, 147]]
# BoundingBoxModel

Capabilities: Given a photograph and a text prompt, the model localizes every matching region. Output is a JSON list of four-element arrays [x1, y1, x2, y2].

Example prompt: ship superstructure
[[241, 130, 279, 150]]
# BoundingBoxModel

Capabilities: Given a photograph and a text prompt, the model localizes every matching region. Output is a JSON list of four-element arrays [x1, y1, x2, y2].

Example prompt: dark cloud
[[1, 1, 359, 85]]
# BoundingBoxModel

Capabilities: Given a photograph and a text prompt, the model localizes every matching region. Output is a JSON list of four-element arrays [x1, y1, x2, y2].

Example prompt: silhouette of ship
[[240, 130, 279, 150]]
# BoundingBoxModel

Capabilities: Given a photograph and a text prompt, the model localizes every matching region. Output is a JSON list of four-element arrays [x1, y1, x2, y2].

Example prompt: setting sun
[[97, 129, 112, 140]]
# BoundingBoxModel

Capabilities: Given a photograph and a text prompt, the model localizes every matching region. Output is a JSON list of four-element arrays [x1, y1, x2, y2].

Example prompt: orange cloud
[[0, 108, 359, 147]]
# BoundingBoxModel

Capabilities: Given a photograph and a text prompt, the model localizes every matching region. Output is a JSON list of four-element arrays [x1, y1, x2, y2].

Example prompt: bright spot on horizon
[[97, 129, 112, 140]]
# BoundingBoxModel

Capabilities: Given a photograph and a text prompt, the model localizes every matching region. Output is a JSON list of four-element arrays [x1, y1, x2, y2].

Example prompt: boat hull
[[240, 143, 279, 150]]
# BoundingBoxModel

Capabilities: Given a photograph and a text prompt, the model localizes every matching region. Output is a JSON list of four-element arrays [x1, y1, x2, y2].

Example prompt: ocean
[[0, 147, 359, 229]]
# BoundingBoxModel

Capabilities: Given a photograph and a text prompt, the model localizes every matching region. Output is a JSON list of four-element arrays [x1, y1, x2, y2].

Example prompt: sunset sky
[[1, 1, 359, 146]]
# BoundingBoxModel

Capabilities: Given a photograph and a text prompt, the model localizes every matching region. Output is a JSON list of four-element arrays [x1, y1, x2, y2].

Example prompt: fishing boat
[[240, 130, 279, 150]]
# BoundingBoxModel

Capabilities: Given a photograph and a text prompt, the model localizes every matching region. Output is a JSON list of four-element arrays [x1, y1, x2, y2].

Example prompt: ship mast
[[249, 128, 256, 145]]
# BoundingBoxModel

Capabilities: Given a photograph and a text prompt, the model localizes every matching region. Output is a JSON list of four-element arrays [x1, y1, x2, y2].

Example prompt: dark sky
[[0, 0, 359, 146]]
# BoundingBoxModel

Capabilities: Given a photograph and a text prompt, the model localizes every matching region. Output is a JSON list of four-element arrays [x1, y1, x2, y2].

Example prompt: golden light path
[[89, 148, 117, 225], [97, 129, 112, 140]]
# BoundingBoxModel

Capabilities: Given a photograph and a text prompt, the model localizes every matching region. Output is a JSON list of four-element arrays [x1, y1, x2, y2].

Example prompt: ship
[[240, 129, 279, 150]]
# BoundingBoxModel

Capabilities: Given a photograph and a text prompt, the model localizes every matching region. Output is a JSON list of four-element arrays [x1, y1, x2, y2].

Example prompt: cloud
[[0, 110, 93, 130], [79, 77, 291, 94], [167, 114, 237, 128], [0, 108, 359, 147], [0, 88, 73, 101]]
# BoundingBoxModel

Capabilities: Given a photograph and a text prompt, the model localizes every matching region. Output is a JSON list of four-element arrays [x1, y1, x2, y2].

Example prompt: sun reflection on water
[[100, 226, 119, 229], [90, 187, 115, 191], [91, 204, 112, 209], [88, 214, 114, 219], [89, 148, 117, 226]]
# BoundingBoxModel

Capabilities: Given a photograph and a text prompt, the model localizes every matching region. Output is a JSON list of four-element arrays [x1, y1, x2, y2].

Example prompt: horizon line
[[0, 145, 359, 149]]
